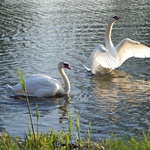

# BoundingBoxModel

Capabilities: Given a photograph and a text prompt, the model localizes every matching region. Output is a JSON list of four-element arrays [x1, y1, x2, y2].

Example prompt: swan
[[86, 16, 150, 75], [8, 62, 71, 97]]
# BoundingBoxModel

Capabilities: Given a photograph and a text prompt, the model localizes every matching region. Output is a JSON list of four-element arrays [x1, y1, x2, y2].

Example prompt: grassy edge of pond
[[1, 69, 150, 150], [1, 117, 150, 150]]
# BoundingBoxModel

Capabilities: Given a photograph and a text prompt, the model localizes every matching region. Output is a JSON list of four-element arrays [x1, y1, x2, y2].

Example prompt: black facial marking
[[113, 16, 120, 20], [63, 63, 69, 68]]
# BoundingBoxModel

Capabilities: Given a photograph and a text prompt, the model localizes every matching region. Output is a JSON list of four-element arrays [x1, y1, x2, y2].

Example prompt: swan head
[[113, 16, 121, 20], [58, 62, 71, 70], [109, 16, 121, 23]]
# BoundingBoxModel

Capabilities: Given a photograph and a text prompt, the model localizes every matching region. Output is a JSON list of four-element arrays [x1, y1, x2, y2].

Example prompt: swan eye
[[63, 63, 71, 70], [63, 63, 69, 68], [113, 16, 120, 20]]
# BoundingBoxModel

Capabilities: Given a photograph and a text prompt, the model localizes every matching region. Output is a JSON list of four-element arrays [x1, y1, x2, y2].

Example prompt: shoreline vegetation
[[1, 69, 150, 150]]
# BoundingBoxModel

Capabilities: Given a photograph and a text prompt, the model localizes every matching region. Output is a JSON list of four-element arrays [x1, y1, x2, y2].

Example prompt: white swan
[[8, 62, 71, 97], [87, 16, 150, 75]]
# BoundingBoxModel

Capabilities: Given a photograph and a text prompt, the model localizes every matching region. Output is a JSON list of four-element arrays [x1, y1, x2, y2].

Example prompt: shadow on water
[[9, 94, 71, 118]]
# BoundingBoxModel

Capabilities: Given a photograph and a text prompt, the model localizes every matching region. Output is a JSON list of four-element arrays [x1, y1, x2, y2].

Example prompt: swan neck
[[105, 21, 114, 49], [58, 67, 70, 94]]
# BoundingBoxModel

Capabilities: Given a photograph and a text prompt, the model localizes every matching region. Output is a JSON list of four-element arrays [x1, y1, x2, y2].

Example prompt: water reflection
[[0, 94, 71, 137], [76, 70, 150, 138], [91, 70, 144, 100]]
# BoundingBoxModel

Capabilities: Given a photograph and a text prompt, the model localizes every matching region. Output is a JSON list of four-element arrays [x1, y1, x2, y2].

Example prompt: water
[[0, 0, 150, 139]]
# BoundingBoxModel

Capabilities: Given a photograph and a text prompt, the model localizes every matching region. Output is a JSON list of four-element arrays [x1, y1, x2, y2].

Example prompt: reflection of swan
[[86, 16, 150, 75], [92, 70, 150, 99], [8, 62, 71, 97]]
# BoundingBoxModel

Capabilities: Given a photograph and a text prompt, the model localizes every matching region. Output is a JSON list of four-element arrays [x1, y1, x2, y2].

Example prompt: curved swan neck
[[105, 20, 115, 49], [58, 67, 70, 94]]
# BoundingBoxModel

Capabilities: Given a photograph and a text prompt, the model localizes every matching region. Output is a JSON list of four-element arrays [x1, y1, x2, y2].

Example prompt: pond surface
[[0, 0, 150, 139]]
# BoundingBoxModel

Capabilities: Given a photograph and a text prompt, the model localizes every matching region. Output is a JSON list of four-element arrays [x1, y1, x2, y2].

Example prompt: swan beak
[[67, 66, 71, 70], [117, 16, 121, 20]]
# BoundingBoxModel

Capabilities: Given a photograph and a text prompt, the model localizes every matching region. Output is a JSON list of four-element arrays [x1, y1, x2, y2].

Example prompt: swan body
[[87, 16, 150, 75], [8, 62, 71, 97]]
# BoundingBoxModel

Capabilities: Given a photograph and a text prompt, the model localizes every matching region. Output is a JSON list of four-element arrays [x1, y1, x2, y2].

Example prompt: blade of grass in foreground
[[18, 69, 36, 145], [69, 112, 73, 143], [18, 68, 26, 91]]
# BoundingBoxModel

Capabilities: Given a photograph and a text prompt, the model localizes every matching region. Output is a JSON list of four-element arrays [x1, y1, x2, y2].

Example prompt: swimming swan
[[8, 62, 71, 97], [87, 16, 150, 75]]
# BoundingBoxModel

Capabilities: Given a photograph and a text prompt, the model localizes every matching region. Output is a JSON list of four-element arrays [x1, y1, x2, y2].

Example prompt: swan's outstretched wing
[[116, 38, 150, 66], [88, 44, 119, 74]]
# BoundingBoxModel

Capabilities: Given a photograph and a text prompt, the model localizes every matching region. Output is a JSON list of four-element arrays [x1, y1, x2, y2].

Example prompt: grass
[[1, 129, 150, 150], [0, 69, 150, 149]]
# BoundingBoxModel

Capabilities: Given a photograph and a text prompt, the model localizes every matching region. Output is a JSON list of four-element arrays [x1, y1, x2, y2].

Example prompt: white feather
[[116, 38, 150, 66], [88, 44, 118, 74]]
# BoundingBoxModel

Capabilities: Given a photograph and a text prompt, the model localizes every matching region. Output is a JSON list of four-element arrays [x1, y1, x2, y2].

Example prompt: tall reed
[[18, 69, 36, 144]]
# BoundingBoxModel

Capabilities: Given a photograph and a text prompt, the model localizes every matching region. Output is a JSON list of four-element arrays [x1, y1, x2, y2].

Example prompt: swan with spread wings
[[86, 16, 150, 75]]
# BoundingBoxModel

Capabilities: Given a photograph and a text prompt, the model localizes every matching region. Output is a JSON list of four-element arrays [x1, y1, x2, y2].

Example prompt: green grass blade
[[18, 68, 26, 92]]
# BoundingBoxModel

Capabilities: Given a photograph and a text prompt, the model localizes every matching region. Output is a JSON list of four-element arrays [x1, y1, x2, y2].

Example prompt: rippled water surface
[[0, 0, 150, 139]]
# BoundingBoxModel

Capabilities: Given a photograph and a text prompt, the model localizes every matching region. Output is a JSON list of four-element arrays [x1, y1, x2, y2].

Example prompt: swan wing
[[12, 74, 62, 97], [88, 44, 119, 74], [116, 38, 150, 66]]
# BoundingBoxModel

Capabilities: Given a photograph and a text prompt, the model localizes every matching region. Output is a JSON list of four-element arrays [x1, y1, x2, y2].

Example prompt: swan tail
[[81, 48, 92, 72], [82, 64, 91, 72], [7, 84, 13, 89]]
